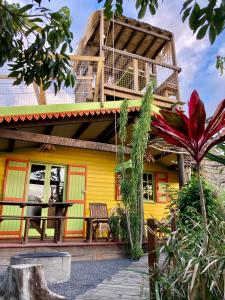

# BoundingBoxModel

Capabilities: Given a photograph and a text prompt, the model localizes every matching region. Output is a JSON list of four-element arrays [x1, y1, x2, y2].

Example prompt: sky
[[5, 0, 225, 113], [42, 0, 225, 113]]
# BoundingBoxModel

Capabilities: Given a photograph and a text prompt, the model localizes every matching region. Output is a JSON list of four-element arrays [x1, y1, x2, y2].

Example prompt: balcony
[[0, 50, 180, 109]]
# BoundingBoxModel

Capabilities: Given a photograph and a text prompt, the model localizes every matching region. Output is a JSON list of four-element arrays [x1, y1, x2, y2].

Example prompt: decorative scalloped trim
[[0, 106, 140, 123]]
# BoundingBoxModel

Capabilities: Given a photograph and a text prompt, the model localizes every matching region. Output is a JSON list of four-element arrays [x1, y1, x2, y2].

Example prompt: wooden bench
[[85, 203, 110, 242]]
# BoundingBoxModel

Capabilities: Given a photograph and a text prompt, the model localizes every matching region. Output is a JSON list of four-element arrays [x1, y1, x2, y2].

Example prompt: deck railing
[[0, 50, 180, 107], [103, 46, 180, 102]]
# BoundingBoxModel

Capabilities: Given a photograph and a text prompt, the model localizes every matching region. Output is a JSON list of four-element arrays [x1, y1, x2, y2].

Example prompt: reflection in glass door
[[27, 164, 46, 229], [50, 166, 65, 202], [27, 163, 66, 237]]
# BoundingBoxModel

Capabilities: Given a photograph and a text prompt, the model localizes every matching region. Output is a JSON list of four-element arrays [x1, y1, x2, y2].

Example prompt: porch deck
[[0, 238, 128, 265]]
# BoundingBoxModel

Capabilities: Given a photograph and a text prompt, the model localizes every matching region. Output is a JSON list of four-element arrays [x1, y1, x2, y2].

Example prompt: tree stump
[[0, 264, 65, 300]]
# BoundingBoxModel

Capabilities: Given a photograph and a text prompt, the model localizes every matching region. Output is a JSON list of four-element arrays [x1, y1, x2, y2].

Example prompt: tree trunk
[[177, 153, 186, 188], [197, 165, 208, 228], [0, 264, 65, 300]]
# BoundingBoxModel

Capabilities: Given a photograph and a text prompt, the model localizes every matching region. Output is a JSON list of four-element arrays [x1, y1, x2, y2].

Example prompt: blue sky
[[10, 1, 225, 113], [41, 0, 225, 114]]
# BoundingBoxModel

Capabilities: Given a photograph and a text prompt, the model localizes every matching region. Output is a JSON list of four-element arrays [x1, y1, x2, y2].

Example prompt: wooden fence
[[147, 208, 176, 269]]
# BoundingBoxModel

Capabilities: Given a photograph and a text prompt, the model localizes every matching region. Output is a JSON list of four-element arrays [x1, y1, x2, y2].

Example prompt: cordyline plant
[[152, 90, 225, 229]]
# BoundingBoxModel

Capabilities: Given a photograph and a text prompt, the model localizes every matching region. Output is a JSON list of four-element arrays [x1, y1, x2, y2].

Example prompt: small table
[[0, 201, 73, 242], [85, 217, 109, 243]]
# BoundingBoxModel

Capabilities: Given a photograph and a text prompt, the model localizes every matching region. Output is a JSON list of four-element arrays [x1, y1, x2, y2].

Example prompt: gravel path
[[49, 259, 133, 299], [0, 259, 133, 299]]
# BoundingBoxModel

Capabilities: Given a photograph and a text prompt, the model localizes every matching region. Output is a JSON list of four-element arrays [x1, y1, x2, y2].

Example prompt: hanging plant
[[118, 82, 154, 259]]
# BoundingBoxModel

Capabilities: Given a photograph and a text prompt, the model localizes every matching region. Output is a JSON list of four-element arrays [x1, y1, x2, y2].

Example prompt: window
[[143, 173, 155, 202]]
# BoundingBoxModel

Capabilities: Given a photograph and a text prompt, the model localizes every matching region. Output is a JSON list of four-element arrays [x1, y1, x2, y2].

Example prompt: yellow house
[[0, 10, 181, 242]]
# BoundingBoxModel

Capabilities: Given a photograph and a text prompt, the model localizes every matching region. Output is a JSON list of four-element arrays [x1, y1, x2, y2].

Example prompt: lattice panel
[[104, 46, 179, 99]]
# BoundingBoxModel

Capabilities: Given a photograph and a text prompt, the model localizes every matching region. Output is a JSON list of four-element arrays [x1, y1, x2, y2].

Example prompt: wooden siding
[[0, 146, 178, 237]]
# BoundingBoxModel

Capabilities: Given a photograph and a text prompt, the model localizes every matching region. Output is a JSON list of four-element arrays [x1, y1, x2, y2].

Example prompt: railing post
[[145, 62, 150, 85], [170, 35, 181, 103], [133, 58, 139, 92], [100, 9, 105, 107], [147, 218, 157, 299]]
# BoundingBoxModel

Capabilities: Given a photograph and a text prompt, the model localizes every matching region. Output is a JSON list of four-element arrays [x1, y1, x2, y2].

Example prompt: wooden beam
[[100, 9, 105, 107], [113, 20, 171, 41], [94, 121, 115, 142], [44, 125, 54, 135], [0, 128, 130, 154], [72, 122, 91, 139], [171, 34, 181, 102], [114, 26, 125, 48], [168, 164, 178, 171], [154, 152, 171, 161], [132, 33, 146, 54], [8, 139, 15, 152], [152, 40, 168, 59], [94, 61, 103, 101], [103, 46, 181, 72], [122, 30, 137, 50], [142, 37, 157, 58], [70, 55, 104, 62], [95, 118, 134, 142], [7, 128, 17, 152]]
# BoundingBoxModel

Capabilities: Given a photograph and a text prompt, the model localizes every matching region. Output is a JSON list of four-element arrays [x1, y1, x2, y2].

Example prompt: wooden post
[[177, 153, 185, 188], [100, 9, 105, 107], [170, 208, 176, 232], [133, 58, 139, 92], [170, 35, 181, 103], [23, 217, 30, 244], [147, 218, 157, 299], [145, 62, 150, 85]]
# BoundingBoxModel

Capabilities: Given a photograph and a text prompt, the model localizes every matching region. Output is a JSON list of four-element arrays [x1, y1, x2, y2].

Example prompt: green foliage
[[100, 0, 225, 45], [0, 0, 75, 93], [151, 207, 225, 299], [118, 82, 154, 260], [175, 175, 219, 226], [109, 205, 128, 241], [146, 184, 225, 299]]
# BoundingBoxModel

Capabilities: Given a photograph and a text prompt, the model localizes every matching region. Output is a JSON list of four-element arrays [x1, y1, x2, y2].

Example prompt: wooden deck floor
[[0, 239, 128, 265], [76, 255, 149, 300]]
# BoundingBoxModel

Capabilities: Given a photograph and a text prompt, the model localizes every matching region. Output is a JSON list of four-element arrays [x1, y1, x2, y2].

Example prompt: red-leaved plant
[[152, 90, 225, 227]]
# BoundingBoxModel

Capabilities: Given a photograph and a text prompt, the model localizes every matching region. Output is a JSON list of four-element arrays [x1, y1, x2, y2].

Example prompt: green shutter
[[0, 159, 29, 237], [155, 172, 168, 203], [64, 165, 86, 237]]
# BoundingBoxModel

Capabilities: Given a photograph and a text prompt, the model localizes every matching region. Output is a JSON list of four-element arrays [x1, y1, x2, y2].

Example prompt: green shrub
[[109, 205, 128, 242], [176, 176, 218, 225], [149, 179, 225, 300]]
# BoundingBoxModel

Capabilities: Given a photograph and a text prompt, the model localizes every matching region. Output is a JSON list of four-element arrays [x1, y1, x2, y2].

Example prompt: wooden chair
[[89, 203, 110, 242]]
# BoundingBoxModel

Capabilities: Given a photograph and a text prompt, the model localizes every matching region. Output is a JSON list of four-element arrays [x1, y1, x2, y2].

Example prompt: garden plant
[[149, 91, 225, 299]]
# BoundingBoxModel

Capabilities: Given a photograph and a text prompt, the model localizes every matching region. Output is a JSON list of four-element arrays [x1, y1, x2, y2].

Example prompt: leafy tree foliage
[[0, 0, 75, 93]]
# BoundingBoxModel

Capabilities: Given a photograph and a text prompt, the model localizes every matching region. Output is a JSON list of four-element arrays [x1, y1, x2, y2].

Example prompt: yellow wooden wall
[[0, 146, 178, 221]]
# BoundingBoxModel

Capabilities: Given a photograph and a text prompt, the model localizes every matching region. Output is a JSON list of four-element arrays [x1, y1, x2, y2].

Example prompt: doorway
[[27, 163, 66, 237]]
